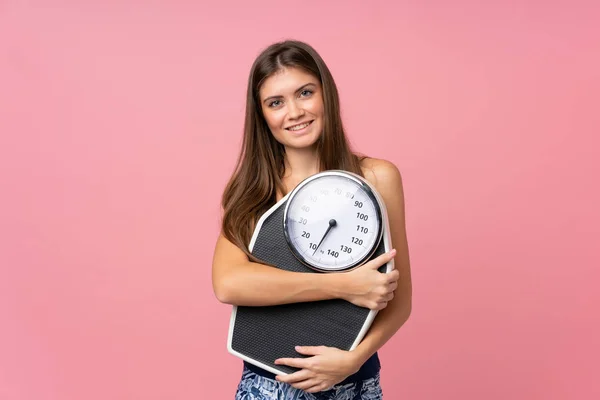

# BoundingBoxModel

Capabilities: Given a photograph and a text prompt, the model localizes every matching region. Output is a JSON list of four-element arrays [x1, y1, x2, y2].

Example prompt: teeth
[[288, 122, 310, 131]]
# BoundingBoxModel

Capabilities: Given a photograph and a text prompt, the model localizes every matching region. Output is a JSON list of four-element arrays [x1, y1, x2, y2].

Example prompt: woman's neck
[[282, 146, 319, 187]]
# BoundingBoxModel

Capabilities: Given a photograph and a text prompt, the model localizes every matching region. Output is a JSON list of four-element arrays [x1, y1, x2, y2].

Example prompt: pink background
[[1, 1, 598, 399]]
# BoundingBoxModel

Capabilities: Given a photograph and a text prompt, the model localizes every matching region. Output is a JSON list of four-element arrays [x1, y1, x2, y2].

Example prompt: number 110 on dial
[[283, 171, 384, 272]]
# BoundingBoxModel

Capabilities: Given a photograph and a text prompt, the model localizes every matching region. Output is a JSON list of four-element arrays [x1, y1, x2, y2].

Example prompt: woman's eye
[[269, 100, 282, 107], [300, 90, 313, 97]]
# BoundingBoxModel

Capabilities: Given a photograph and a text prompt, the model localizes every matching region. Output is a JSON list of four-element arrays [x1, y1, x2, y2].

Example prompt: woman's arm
[[212, 234, 341, 306], [212, 233, 398, 307], [348, 159, 413, 365]]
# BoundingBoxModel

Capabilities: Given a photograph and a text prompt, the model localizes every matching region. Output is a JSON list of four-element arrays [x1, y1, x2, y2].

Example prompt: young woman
[[212, 40, 412, 399]]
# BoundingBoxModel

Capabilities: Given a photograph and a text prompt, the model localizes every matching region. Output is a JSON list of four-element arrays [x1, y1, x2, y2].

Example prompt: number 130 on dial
[[283, 170, 385, 272]]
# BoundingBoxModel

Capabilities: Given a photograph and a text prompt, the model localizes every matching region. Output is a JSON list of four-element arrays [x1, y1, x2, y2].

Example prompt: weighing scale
[[227, 170, 394, 375]]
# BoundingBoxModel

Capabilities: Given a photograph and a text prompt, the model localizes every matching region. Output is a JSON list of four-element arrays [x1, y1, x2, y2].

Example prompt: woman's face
[[258, 67, 324, 151]]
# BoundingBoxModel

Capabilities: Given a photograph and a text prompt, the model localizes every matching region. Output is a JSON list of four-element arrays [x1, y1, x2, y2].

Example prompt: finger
[[386, 270, 400, 283], [290, 378, 319, 390], [305, 383, 331, 394], [276, 369, 312, 384], [295, 345, 326, 355], [380, 249, 396, 262], [274, 357, 310, 369], [388, 281, 398, 292], [368, 249, 396, 268], [375, 301, 388, 310]]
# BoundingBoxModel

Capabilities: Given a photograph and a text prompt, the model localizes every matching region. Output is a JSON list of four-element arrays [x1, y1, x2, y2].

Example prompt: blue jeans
[[235, 366, 383, 400]]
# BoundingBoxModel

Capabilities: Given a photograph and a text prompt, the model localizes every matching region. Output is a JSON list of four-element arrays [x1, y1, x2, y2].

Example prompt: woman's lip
[[285, 120, 313, 130]]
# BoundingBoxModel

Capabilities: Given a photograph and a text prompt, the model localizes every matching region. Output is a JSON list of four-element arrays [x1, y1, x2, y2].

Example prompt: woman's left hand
[[274, 345, 361, 393]]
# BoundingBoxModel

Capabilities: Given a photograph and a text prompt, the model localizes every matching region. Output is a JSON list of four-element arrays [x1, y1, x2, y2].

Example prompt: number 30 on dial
[[283, 170, 385, 272]]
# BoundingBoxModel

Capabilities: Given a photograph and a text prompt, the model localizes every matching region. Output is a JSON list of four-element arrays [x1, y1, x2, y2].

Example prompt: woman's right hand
[[337, 249, 399, 310]]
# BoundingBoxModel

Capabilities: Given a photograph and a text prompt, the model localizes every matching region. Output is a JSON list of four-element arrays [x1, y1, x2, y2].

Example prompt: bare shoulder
[[359, 157, 404, 198]]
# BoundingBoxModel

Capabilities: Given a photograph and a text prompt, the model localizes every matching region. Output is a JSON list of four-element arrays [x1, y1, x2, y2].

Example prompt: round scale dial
[[283, 170, 384, 272]]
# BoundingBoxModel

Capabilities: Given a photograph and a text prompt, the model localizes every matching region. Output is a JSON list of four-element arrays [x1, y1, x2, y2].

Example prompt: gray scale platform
[[227, 197, 391, 376]]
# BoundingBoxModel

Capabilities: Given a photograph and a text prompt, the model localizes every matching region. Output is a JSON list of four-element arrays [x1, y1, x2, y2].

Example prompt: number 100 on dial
[[283, 171, 384, 272]]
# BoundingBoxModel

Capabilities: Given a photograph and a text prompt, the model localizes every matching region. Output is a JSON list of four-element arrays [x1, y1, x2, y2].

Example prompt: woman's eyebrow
[[262, 83, 317, 104]]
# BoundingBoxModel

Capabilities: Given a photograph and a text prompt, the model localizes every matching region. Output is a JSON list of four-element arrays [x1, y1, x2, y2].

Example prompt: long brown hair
[[221, 40, 364, 258]]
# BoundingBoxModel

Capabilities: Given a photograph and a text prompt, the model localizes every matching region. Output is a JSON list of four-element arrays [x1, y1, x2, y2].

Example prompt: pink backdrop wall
[[1, 1, 598, 399]]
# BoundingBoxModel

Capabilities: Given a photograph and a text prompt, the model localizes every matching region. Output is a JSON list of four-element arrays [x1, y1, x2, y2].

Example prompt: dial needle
[[313, 219, 337, 255]]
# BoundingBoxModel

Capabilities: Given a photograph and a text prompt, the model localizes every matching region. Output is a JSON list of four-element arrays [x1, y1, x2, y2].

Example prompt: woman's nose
[[287, 100, 305, 119]]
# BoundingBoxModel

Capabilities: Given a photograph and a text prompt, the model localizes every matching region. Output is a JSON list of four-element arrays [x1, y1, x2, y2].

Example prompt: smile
[[286, 121, 313, 131]]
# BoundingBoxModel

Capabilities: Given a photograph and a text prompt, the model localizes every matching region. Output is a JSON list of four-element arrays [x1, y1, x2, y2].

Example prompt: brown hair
[[221, 40, 364, 258]]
